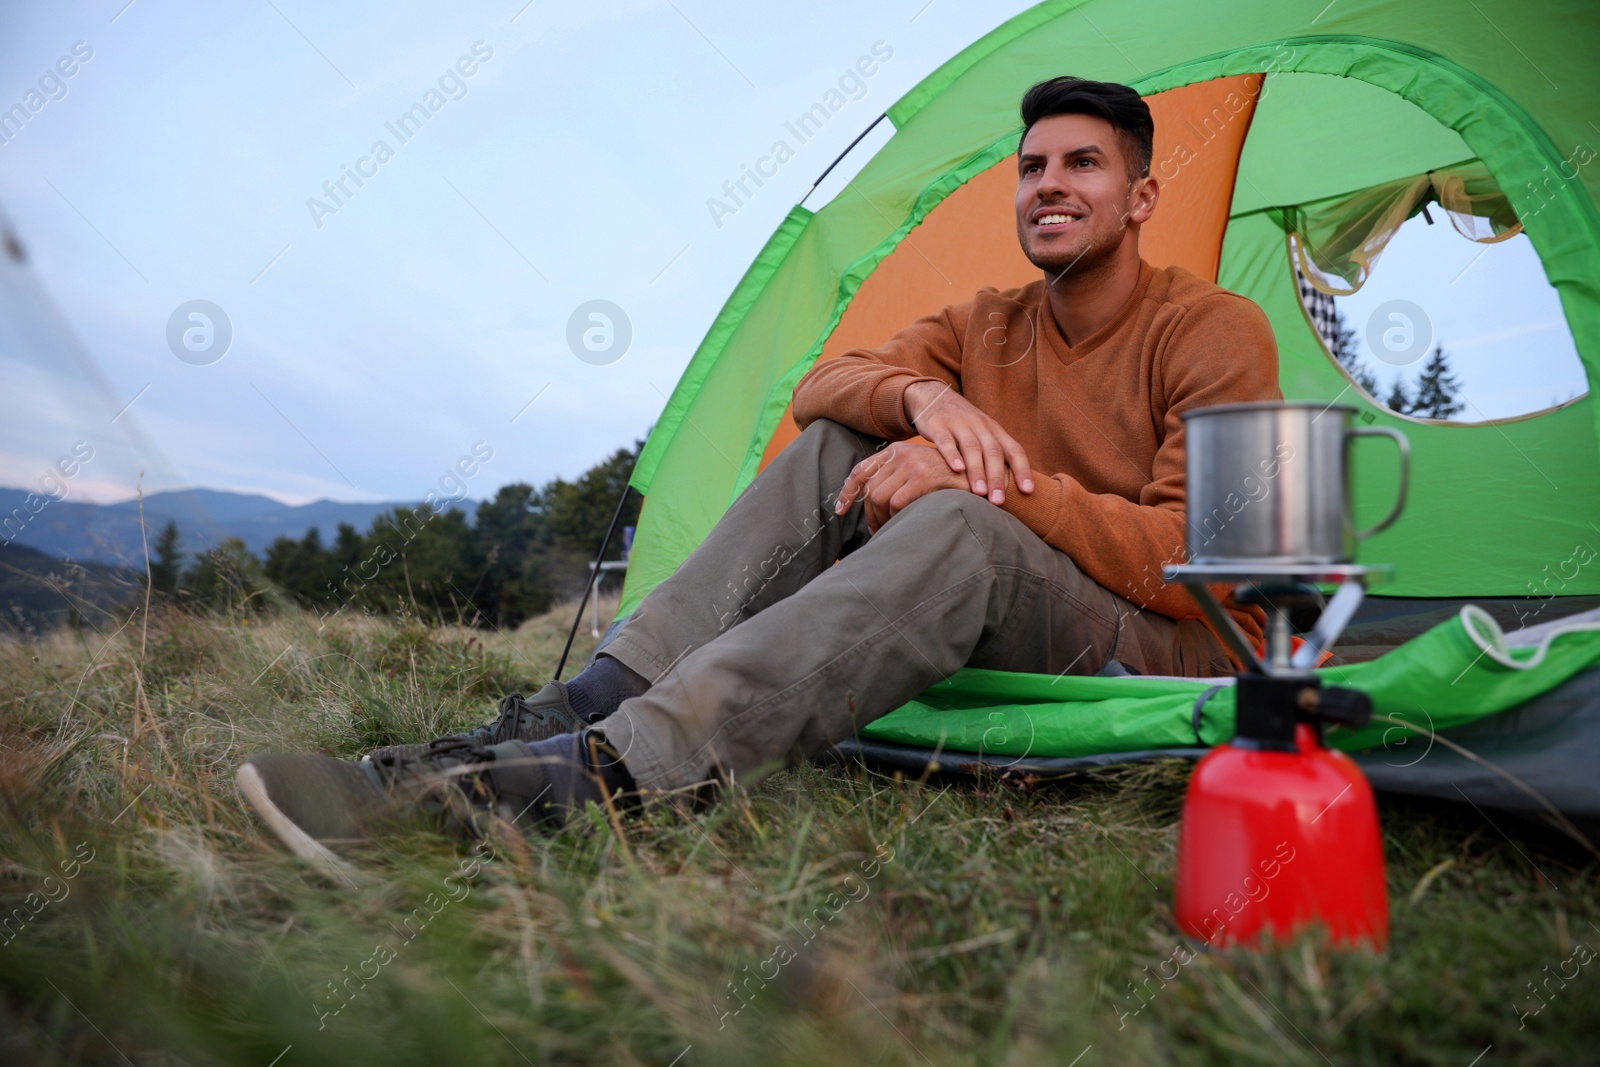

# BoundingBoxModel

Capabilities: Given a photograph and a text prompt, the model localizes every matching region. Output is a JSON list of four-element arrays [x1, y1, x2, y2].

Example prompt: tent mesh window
[[1288, 161, 1523, 296]]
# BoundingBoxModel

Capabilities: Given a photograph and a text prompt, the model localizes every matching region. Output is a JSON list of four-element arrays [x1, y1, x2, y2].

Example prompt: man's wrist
[[903, 380, 938, 426], [902, 382, 923, 426]]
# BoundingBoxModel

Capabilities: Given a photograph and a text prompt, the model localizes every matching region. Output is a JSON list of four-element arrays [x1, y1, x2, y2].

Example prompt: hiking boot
[[362, 684, 582, 765], [237, 737, 585, 865]]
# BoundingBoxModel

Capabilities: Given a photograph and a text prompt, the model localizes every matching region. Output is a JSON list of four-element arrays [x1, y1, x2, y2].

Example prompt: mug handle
[[1346, 426, 1410, 539]]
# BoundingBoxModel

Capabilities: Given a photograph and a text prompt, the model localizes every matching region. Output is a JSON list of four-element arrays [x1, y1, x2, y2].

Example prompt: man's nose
[[1037, 160, 1073, 198]]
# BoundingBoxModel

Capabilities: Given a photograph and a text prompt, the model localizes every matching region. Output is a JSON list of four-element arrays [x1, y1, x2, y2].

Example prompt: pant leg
[[601, 419, 881, 683], [599, 487, 1231, 793]]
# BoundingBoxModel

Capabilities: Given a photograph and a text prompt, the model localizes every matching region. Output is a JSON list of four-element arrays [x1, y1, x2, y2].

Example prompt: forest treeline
[[147, 440, 643, 629]]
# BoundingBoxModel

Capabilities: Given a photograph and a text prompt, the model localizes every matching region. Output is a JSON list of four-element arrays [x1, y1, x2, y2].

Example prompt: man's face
[[1014, 112, 1155, 277]]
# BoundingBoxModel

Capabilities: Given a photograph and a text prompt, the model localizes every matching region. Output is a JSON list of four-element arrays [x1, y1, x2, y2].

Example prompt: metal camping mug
[[1182, 402, 1409, 565]]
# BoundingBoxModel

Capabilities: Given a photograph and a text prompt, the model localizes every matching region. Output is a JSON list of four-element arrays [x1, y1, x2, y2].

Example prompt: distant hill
[[0, 540, 141, 632], [0, 486, 416, 568]]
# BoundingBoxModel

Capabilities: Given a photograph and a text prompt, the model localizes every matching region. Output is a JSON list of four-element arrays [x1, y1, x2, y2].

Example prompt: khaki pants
[[600, 419, 1231, 792]]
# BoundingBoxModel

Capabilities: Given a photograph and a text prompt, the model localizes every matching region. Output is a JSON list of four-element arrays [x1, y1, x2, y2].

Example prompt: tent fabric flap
[[858, 608, 1600, 760]]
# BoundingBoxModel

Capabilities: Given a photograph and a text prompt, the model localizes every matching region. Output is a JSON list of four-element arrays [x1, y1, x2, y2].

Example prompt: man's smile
[[1030, 205, 1085, 233]]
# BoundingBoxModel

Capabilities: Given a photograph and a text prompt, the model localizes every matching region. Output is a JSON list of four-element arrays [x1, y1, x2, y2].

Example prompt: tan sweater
[[792, 259, 1282, 654]]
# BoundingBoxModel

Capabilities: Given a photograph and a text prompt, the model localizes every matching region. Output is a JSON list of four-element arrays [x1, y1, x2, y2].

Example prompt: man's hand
[[902, 381, 1034, 505], [834, 441, 970, 533]]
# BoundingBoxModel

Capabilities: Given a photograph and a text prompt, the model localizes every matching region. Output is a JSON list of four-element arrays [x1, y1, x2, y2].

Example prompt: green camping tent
[[604, 0, 1600, 825]]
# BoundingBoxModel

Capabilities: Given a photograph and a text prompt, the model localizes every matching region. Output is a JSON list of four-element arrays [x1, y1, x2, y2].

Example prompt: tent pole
[[554, 481, 633, 681], [798, 113, 887, 206]]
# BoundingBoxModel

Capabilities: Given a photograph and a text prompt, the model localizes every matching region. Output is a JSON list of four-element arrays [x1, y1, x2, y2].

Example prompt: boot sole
[[236, 763, 361, 883]]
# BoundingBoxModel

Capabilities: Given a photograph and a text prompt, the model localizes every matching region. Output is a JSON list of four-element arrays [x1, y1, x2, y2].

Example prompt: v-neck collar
[[1037, 259, 1156, 364]]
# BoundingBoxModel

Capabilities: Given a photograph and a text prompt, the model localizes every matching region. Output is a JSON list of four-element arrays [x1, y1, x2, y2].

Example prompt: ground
[[1, 602, 1597, 1066]]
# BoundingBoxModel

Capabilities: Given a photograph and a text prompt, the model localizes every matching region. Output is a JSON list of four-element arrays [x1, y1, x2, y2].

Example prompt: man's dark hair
[[1019, 76, 1154, 180]]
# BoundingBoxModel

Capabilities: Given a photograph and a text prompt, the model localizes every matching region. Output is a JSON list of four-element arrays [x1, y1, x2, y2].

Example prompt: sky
[[0, 0, 1036, 506], [0, 0, 1588, 510]]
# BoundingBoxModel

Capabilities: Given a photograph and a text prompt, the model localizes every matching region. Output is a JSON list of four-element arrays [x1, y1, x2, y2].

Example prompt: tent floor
[[829, 659, 1600, 852]]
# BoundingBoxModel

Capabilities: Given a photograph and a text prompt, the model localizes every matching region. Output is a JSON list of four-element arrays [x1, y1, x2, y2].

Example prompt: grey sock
[[523, 729, 636, 820], [564, 654, 650, 723]]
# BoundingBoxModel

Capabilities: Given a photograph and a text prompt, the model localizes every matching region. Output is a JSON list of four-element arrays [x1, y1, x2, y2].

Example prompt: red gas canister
[[1174, 676, 1388, 949]]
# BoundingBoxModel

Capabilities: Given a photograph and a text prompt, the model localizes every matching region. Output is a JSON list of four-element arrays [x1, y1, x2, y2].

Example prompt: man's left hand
[[834, 441, 971, 533]]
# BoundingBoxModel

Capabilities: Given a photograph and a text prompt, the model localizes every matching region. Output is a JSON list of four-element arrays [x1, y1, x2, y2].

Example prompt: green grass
[[2, 603, 1597, 1066]]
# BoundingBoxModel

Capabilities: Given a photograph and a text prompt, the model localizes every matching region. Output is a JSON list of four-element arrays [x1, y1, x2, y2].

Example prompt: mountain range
[[0, 486, 419, 568]]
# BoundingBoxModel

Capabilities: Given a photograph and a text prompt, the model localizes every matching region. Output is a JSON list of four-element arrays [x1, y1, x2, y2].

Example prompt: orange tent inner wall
[[756, 73, 1263, 472]]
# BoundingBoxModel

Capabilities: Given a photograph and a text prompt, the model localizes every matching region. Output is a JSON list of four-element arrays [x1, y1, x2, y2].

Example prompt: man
[[237, 76, 1279, 857]]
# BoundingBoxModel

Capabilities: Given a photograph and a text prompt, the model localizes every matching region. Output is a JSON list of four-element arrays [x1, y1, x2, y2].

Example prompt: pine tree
[[1328, 302, 1379, 395], [148, 520, 183, 596], [1384, 378, 1414, 416], [475, 483, 553, 627], [1410, 345, 1465, 419], [263, 527, 335, 609], [183, 538, 269, 613]]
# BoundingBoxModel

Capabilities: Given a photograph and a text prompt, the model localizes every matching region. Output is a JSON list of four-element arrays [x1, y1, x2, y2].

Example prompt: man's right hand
[[902, 380, 1034, 505]]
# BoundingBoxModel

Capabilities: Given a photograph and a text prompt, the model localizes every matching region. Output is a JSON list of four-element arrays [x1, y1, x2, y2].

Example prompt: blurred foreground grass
[[1, 602, 1597, 1066]]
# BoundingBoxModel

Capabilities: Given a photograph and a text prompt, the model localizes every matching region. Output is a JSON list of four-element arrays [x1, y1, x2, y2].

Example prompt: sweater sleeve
[[791, 301, 972, 440], [999, 293, 1281, 638]]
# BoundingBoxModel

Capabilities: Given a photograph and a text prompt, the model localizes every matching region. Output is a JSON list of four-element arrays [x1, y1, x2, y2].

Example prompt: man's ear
[[1127, 174, 1159, 226]]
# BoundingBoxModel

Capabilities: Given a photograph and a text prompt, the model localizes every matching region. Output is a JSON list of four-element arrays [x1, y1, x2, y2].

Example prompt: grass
[[2, 602, 1598, 1066]]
